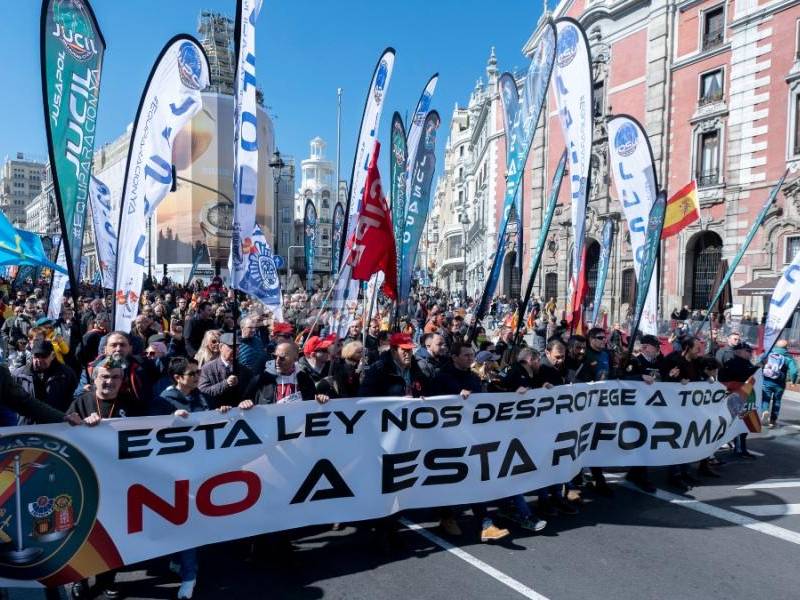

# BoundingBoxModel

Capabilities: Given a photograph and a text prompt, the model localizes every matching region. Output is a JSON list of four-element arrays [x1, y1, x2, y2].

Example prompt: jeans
[[733, 433, 748, 454], [176, 548, 198, 582], [760, 384, 785, 423]]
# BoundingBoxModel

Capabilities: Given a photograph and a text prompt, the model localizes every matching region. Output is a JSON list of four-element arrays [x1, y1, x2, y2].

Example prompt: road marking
[[399, 517, 549, 600], [739, 480, 800, 490], [619, 481, 800, 546], [732, 504, 800, 516]]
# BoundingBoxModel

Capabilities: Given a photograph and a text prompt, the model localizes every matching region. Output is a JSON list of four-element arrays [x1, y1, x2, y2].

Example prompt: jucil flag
[[114, 36, 209, 331], [349, 142, 398, 299], [629, 191, 666, 349], [40, 0, 105, 294], [591, 219, 615, 326], [404, 74, 438, 205], [304, 199, 317, 292], [231, 0, 264, 290], [608, 115, 660, 335], [331, 201, 344, 274], [399, 111, 440, 304], [553, 18, 594, 319], [390, 112, 407, 283]]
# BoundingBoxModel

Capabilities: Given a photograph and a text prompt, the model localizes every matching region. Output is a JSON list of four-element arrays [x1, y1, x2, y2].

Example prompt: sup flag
[[114, 36, 209, 332], [662, 181, 700, 239], [0, 212, 65, 274], [303, 199, 317, 292], [349, 142, 398, 300], [41, 0, 105, 297], [47, 241, 68, 320], [231, 0, 264, 290]]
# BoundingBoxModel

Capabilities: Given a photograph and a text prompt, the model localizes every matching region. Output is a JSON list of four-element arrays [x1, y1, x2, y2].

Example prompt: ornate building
[[294, 137, 335, 274]]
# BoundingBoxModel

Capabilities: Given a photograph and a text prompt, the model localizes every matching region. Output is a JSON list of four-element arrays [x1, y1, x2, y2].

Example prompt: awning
[[737, 276, 780, 297]]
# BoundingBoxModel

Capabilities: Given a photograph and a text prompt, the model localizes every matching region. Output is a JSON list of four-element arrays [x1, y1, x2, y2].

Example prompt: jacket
[[760, 346, 798, 387], [0, 365, 65, 424], [414, 347, 449, 383], [238, 336, 267, 375], [184, 316, 215, 357], [661, 351, 705, 382], [243, 361, 317, 404], [432, 364, 484, 395], [151, 385, 209, 415], [68, 388, 146, 419], [297, 356, 329, 383], [198, 357, 253, 409], [500, 361, 552, 391], [359, 351, 426, 398], [11, 362, 77, 422]]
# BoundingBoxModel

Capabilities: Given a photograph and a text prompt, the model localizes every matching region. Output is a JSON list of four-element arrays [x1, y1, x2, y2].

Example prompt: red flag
[[569, 245, 588, 334], [349, 141, 398, 299]]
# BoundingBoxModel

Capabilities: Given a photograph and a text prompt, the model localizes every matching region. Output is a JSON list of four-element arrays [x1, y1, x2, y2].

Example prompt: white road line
[[732, 504, 800, 517], [739, 480, 800, 490], [399, 517, 549, 600], [746, 449, 766, 457], [619, 481, 800, 546]]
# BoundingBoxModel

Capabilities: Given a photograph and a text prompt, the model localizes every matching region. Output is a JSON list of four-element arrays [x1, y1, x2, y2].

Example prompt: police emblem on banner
[[244, 233, 280, 303], [413, 91, 432, 126], [614, 122, 639, 157], [178, 42, 204, 90], [0, 433, 101, 581], [556, 24, 578, 68], [374, 59, 388, 103]]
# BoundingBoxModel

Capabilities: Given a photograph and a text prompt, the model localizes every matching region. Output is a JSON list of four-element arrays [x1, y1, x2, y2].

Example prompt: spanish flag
[[661, 181, 700, 239]]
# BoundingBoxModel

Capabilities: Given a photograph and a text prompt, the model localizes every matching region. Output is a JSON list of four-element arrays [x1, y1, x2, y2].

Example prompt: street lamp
[[269, 149, 287, 259], [460, 212, 471, 303]]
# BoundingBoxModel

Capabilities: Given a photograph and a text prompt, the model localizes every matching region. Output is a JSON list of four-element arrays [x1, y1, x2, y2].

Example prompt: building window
[[593, 80, 605, 117], [699, 69, 723, 105], [686, 231, 723, 309], [695, 129, 720, 187], [793, 94, 800, 157], [459, 145, 464, 157], [785, 236, 800, 264], [796, 19, 800, 60], [621, 268, 637, 306], [584, 240, 601, 304], [544, 272, 558, 302], [458, 167, 463, 179], [702, 6, 724, 51], [447, 234, 463, 259]]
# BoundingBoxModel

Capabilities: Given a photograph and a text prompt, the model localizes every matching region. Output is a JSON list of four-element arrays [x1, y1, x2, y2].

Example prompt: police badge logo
[[614, 122, 639, 158], [51, 0, 99, 62], [247, 241, 280, 294], [373, 60, 389, 104], [177, 42, 203, 90], [556, 25, 579, 68], [0, 433, 100, 580]]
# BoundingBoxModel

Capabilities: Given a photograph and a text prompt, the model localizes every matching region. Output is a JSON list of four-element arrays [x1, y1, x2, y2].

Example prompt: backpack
[[763, 352, 786, 382]]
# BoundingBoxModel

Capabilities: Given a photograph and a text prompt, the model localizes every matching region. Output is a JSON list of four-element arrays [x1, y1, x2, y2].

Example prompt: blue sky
[[0, 0, 541, 187]]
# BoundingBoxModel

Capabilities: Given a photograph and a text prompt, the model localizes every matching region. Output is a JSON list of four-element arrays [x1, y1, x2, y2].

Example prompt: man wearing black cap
[[198, 332, 253, 409], [11, 340, 77, 424]]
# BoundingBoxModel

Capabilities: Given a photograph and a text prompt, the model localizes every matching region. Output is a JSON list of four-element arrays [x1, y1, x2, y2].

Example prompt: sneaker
[[769, 420, 778, 429], [70, 581, 89, 599], [761, 411, 770, 426], [480, 524, 510, 542], [552, 497, 579, 515], [177, 579, 196, 600], [518, 516, 547, 532], [439, 517, 462, 536], [103, 585, 120, 600]]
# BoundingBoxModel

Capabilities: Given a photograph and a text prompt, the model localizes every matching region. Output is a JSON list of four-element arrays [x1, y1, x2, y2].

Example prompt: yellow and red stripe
[[661, 181, 700, 239]]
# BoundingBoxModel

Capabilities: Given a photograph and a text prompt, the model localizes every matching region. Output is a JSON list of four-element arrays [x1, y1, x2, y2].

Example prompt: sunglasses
[[593, 336, 606, 341]]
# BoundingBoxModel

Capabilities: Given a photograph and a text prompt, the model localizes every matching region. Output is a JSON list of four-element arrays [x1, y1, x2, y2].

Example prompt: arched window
[[544, 272, 558, 303], [621, 268, 637, 306], [584, 239, 601, 304], [503, 251, 521, 299], [684, 231, 723, 309]]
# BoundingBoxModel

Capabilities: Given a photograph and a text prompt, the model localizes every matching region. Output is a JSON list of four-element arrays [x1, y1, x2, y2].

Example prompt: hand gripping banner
[[41, 0, 106, 297], [114, 36, 209, 332], [0, 381, 746, 587], [608, 115, 660, 335]]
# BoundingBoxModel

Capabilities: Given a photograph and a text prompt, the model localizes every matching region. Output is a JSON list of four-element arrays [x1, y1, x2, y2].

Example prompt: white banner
[[764, 251, 800, 352], [231, 0, 264, 290], [0, 381, 744, 587], [47, 240, 68, 320], [554, 18, 593, 306], [404, 73, 438, 205], [114, 36, 209, 332], [333, 49, 395, 335], [89, 175, 117, 289], [608, 115, 659, 335]]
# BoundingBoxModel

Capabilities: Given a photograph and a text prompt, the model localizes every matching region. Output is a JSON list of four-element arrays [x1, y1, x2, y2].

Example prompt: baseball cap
[[389, 333, 414, 350], [303, 335, 334, 356], [475, 350, 500, 364], [219, 332, 235, 347], [35, 317, 55, 327], [31, 340, 54, 357]]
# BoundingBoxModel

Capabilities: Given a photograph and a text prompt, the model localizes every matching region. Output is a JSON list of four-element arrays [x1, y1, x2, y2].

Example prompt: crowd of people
[[0, 275, 795, 600]]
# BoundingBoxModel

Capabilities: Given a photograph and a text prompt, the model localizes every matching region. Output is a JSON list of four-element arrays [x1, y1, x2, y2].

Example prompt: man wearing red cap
[[359, 333, 426, 397], [298, 335, 335, 383]]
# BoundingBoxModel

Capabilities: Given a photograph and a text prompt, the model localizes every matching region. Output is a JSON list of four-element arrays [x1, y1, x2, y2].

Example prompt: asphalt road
[[6, 395, 800, 600]]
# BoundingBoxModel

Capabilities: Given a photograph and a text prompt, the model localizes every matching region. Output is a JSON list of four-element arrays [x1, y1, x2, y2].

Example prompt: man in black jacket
[[0, 364, 80, 425], [184, 301, 215, 357], [243, 342, 327, 405], [11, 340, 77, 424], [415, 333, 449, 387], [359, 333, 426, 398], [500, 348, 553, 391], [432, 342, 483, 397], [198, 333, 253, 409]]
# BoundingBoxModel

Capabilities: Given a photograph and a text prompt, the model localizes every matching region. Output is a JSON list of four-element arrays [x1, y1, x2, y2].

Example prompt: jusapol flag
[[662, 181, 700, 239], [237, 224, 283, 318]]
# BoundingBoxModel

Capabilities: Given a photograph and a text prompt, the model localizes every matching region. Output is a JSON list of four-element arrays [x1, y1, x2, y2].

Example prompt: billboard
[[156, 92, 275, 269]]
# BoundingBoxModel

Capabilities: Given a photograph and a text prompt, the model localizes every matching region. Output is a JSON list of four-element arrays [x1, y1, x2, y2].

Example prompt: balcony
[[702, 30, 723, 52], [696, 169, 720, 188]]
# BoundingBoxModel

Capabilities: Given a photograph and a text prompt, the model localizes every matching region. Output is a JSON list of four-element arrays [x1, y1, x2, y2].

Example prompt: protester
[[11, 339, 77, 423], [243, 342, 324, 404], [194, 329, 222, 367], [198, 332, 253, 409], [760, 339, 798, 427]]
